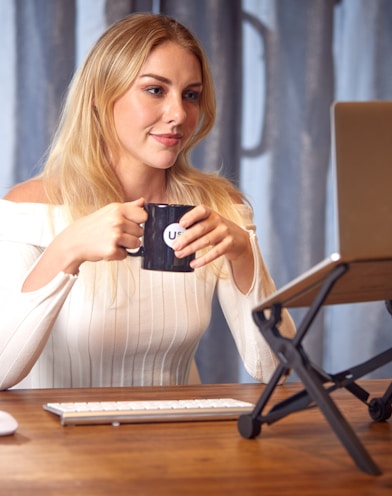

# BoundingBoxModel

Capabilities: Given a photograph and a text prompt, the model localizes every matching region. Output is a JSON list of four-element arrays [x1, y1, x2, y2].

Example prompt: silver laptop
[[255, 101, 392, 309]]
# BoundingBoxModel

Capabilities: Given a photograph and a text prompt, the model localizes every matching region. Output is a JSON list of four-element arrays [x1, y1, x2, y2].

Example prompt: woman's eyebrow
[[140, 73, 203, 87]]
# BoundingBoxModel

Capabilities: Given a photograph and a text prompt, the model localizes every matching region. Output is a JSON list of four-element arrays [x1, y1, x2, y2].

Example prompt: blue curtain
[[1, 0, 391, 383]]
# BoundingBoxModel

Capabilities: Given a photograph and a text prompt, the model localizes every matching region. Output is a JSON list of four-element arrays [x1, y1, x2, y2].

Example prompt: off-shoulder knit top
[[0, 200, 295, 389]]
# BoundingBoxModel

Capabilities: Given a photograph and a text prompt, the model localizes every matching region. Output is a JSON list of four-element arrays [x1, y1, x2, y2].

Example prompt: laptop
[[255, 101, 392, 309]]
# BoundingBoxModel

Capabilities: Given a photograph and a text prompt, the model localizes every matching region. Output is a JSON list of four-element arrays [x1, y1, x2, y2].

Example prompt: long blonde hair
[[43, 13, 248, 225]]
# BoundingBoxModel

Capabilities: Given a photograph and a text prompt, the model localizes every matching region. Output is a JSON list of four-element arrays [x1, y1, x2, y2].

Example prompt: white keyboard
[[43, 398, 255, 426]]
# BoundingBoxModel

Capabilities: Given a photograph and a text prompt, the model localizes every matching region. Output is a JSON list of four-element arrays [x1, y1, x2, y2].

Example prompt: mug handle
[[125, 246, 144, 257]]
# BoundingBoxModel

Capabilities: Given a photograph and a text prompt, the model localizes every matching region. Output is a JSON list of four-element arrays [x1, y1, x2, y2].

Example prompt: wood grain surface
[[0, 380, 391, 495]]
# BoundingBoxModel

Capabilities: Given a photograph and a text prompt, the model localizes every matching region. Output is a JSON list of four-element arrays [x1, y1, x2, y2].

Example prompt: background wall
[[1, 0, 391, 383]]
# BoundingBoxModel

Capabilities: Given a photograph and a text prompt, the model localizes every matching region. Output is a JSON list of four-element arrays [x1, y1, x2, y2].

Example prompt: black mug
[[128, 203, 195, 272]]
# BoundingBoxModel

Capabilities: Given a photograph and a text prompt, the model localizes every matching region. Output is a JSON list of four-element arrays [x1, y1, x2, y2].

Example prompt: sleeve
[[0, 240, 77, 390], [216, 207, 296, 383]]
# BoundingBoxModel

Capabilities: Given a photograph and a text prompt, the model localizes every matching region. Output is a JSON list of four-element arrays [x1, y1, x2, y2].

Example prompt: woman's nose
[[164, 95, 187, 124]]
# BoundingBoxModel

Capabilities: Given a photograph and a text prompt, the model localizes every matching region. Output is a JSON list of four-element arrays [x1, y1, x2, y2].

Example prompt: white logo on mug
[[163, 223, 186, 248]]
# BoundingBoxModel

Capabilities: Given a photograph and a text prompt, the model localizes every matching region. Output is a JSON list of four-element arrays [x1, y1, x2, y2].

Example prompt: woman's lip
[[151, 134, 182, 147]]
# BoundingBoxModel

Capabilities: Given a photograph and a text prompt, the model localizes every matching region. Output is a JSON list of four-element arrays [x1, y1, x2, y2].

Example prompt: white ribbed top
[[0, 200, 295, 389]]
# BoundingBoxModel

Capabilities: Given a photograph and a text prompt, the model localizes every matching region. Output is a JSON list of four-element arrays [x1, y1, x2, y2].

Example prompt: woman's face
[[112, 41, 202, 175]]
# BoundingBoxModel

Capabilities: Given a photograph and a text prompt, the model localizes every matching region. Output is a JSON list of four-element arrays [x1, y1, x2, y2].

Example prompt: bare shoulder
[[3, 178, 49, 203]]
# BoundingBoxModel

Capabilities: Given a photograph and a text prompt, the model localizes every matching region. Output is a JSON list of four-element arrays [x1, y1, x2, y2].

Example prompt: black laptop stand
[[237, 263, 392, 475]]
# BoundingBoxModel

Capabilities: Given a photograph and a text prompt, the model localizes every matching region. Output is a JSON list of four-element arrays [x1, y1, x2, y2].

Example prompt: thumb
[[129, 197, 146, 207]]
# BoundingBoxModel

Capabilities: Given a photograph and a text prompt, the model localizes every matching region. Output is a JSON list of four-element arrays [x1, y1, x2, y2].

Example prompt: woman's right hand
[[61, 198, 147, 264], [22, 198, 147, 292]]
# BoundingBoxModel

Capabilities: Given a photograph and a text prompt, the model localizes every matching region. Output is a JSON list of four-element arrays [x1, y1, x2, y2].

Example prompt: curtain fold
[[254, 0, 335, 366], [14, 0, 76, 183]]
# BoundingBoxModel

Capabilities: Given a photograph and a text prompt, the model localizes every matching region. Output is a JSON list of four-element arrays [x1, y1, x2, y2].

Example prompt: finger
[[122, 221, 144, 239], [173, 216, 226, 253], [125, 197, 145, 208], [173, 214, 216, 249], [172, 228, 212, 254], [179, 205, 210, 228], [189, 244, 223, 269], [176, 227, 233, 266], [121, 233, 143, 250], [174, 231, 218, 261], [123, 198, 148, 224]]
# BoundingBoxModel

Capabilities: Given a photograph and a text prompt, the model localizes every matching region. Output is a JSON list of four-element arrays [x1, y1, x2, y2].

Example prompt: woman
[[0, 13, 295, 389]]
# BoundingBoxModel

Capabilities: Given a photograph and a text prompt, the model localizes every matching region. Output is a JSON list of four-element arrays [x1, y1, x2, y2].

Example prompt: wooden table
[[0, 380, 391, 495]]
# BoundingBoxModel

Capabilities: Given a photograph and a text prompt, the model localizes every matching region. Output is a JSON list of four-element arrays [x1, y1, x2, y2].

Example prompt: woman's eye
[[146, 87, 164, 96], [184, 90, 201, 102]]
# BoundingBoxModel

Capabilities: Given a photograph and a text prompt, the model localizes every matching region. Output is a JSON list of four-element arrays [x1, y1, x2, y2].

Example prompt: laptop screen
[[334, 101, 392, 260]]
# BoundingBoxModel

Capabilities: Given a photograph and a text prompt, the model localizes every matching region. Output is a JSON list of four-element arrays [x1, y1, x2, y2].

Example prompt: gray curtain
[[325, 0, 392, 378], [241, 0, 335, 374], [14, 0, 76, 182], [1, 0, 392, 383]]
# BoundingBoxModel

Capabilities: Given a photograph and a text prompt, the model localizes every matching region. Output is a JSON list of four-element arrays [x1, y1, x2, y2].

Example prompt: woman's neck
[[118, 167, 168, 203]]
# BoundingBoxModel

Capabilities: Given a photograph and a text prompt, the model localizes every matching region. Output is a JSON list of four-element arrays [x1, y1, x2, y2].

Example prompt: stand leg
[[295, 359, 382, 475], [240, 263, 386, 475]]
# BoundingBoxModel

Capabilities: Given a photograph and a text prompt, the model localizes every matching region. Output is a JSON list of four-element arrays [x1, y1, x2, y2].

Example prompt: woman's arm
[[0, 180, 147, 388], [217, 230, 296, 383], [20, 200, 146, 291], [18, 199, 146, 292], [4, 180, 147, 292], [0, 241, 77, 389], [172, 200, 296, 382], [0, 199, 145, 388]]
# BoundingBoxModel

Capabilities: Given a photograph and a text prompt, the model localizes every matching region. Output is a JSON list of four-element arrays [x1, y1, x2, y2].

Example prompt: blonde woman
[[0, 13, 295, 390]]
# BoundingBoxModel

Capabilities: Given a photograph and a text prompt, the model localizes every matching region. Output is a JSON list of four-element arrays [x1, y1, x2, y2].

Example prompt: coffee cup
[[127, 203, 195, 272]]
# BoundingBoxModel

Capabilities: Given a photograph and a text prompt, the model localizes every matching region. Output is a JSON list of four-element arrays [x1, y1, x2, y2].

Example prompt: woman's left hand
[[171, 205, 252, 270]]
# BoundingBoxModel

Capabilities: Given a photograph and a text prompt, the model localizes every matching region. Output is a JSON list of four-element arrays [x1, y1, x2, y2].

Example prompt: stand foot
[[369, 397, 392, 422], [238, 414, 262, 439]]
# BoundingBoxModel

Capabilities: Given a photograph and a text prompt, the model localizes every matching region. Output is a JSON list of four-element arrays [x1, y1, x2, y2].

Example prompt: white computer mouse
[[0, 410, 18, 436]]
